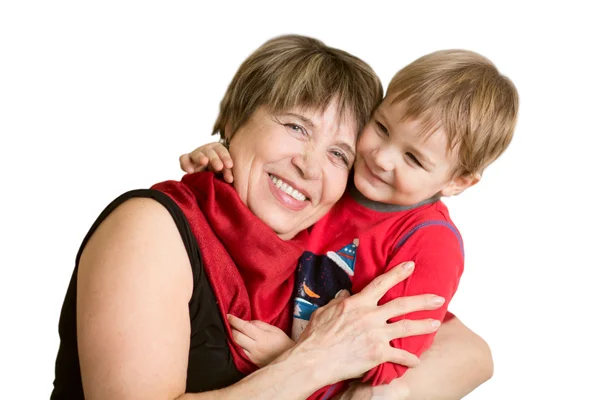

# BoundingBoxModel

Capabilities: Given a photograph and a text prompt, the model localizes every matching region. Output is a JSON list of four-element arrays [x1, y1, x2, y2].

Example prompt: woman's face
[[228, 100, 357, 240]]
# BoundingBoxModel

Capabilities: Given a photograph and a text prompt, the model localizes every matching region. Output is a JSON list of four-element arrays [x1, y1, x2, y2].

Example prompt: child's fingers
[[242, 348, 252, 359], [223, 169, 234, 183], [179, 153, 196, 174], [249, 320, 278, 332], [227, 314, 261, 339], [205, 148, 225, 171], [231, 328, 255, 350], [189, 150, 209, 168], [214, 145, 234, 169]]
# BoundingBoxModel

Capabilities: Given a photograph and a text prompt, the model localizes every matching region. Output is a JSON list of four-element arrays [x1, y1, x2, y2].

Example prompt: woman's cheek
[[326, 166, 350, 205]]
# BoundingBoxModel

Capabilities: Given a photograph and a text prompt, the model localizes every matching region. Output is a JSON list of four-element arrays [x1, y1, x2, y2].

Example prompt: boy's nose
[[373, 148, 395, 172]]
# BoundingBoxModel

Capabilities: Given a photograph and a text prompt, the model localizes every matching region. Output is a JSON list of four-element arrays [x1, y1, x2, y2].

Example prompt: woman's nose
[[292, 152, 322, 180]]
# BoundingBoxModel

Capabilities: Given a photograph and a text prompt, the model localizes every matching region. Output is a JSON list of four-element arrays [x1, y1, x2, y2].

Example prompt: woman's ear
[[440, 173, 481, 197]]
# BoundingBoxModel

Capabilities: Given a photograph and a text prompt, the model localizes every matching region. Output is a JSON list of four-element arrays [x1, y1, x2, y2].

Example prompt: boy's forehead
[[377, 99, 440, 138]]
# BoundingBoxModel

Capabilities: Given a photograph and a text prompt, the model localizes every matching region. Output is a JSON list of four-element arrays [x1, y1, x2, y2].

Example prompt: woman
[[52, 35, 491, 399]]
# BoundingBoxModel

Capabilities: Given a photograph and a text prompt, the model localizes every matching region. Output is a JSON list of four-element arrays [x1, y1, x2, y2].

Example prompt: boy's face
[[354, 98, 473, 206]]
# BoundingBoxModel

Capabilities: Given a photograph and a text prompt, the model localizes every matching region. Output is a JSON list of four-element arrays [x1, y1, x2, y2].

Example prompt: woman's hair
[[213, 34, 383, 141]]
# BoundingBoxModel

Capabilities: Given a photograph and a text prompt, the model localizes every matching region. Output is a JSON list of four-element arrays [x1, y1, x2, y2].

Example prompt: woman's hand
[[290, 261, 445, 386], [179, 142, 234, 183]]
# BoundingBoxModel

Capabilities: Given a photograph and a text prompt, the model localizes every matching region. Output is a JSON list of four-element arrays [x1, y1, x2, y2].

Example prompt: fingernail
[[403, 261, 415, 271], [335, 289, 350, 298], [432, 296, 445, 306], [431, 320, 441, 329]]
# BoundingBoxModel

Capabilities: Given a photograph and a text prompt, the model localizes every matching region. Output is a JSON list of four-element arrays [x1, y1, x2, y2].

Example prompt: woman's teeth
[[269, 174, 307, 201]]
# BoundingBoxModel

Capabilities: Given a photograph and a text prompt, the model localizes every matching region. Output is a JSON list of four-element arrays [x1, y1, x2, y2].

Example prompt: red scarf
[[152, 172, 308, 374]]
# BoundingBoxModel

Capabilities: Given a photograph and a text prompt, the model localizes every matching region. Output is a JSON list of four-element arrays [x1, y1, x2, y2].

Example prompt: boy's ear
[[440, 172, 481, 197]]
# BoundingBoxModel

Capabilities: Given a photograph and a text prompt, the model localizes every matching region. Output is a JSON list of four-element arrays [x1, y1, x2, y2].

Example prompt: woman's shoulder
[[79, 193, 193, 283]]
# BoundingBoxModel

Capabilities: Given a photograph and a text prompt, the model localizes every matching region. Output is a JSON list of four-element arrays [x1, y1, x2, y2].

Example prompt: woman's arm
[[77, 198, 442, 399], [77, 198, 194, 399], [332, 315, 493, 400]]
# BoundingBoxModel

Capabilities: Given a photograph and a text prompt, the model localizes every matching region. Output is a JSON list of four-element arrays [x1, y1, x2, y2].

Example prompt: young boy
[[181, 49, 518, 398]]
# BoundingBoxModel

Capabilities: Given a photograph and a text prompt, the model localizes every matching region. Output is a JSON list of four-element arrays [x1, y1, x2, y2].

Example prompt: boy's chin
[[354, 175, 385, 201]]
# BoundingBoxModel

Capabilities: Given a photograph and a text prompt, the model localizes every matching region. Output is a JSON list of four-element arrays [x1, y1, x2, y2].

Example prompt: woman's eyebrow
[[282, 113, 315, 130], [282, 112, 355, 158], [337, 142, 356, 159]]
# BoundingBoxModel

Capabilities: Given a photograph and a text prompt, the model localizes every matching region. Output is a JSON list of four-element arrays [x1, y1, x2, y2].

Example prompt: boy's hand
[[227, 314, 295, 368], [179, 142, 234, 183]]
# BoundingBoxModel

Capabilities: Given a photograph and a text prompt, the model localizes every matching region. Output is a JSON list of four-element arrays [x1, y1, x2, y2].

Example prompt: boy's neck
[[349, 182, 440, 212]]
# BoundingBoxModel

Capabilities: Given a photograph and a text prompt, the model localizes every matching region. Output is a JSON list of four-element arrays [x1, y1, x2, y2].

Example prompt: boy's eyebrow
[[373, 109, 388, 125]]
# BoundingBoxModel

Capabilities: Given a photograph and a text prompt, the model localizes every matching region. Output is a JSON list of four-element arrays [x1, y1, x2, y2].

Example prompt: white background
[[1, 1, 598, 398]]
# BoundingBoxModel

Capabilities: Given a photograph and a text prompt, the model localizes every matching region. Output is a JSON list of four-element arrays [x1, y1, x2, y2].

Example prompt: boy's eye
[[406, 152, 424, 168], [375, 121, 389, 137]]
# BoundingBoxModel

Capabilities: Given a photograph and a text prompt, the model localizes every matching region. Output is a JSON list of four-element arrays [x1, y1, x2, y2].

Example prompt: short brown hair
[[213, 34, 383, 140], [387, 49, 519, 176]]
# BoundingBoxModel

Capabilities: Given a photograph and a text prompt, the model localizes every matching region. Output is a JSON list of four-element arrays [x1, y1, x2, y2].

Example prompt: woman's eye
[[331, 150, 349, 166], [406, 153, 424, 168], [285, 123, 307, 135]]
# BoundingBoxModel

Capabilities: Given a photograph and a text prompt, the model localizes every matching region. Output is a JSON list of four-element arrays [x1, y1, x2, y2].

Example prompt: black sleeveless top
[[51, 190, 245, 399]]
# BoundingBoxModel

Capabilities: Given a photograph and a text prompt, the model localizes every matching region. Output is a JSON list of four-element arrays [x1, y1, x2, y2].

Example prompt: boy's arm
[[363, 221, 464, 385], [389, 313, 493, 399]]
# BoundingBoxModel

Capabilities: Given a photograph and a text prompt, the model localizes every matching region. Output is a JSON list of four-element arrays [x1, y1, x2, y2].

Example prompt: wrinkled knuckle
[[392, 298, 406, 314], [371, 276, 384, 290], [338, 298, 352, 313], [370, 342, 386, 362], [400, 319, 411, 335], [312, 307, 324, 320]]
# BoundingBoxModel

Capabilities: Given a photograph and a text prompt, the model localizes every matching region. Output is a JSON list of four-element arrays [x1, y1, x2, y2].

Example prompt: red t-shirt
[[296, 186, 464, 398]]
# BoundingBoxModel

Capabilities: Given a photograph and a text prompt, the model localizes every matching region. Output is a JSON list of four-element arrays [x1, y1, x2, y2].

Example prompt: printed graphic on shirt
[[292, 239, 358, 341]]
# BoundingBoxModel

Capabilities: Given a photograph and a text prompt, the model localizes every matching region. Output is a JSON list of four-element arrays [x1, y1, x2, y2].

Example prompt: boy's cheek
[[356, 129, 373, 155]]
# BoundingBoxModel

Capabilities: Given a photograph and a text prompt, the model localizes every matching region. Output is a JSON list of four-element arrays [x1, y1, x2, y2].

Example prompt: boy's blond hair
[[387, 49, 519, 177], [213, 34, 383, 141]]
